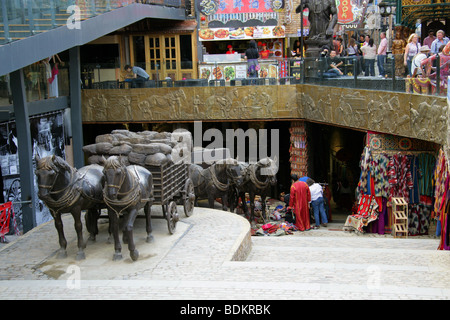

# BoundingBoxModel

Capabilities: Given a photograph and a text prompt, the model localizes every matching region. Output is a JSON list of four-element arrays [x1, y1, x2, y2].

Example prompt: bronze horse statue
[[35, 155, 105, 260], [189, 158, 243, 211], [102, 156, 153, 261], [234, 157, 277, 223]]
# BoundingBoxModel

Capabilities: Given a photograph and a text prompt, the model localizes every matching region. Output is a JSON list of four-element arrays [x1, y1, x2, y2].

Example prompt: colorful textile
[[356, 146, 372, 195], [439, 189, 450, 250], [409, 155, 420, 204], [409, 203, 432, 236], [418, 153, 436, 197], [371, 153, 390, 198], [405, 77, 431, 94], [344, 194, 379, 233], [368, 197, 387, 235], [388, 153, 414, 203], [433, 149, 447, 218], [253, 222, 298, 236]]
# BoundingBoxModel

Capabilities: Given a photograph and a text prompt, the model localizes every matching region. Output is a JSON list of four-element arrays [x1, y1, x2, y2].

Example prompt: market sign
[[217, 0, 277, 13], [199, 25, 285, 41], [335, 0, 368, 25], [199, 0, 281, 15]]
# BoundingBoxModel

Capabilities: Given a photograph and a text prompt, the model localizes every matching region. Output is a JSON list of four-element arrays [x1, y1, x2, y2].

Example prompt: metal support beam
[[69, 46, 84, 169], [10, 69, 36, 233]]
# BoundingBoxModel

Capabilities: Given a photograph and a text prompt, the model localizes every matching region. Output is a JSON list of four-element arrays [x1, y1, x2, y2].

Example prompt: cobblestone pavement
[[0, 206, 449, 300]]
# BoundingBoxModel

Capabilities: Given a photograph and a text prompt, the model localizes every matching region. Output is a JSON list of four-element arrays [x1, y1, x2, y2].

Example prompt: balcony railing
[[0, 0, 186, 45], [1, 55, 446, 107], [81, 56, 448, 97]]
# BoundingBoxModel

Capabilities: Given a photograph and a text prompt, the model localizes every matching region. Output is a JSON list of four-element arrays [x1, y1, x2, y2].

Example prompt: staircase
[[0, 1, 132, 45]]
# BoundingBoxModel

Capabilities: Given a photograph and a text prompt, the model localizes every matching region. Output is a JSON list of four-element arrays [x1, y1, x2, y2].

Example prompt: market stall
[[199, 26, 286, 81], [197, 0, 288, 82], [347, 132, 439, 238]]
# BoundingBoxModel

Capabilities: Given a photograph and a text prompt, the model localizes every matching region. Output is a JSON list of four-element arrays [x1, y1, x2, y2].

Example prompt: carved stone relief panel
[[82, 85, 448, 145], [299, 86, 447, 145], [409, 94, 448, 144], [82, 86, 287, 122], [367, 92, 411, 137], [276, 85, 300, 118]]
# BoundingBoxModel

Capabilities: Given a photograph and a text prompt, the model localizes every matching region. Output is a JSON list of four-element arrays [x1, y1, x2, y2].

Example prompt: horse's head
[[256, 157, 278, 186], [103, 156, 127, 200], [221, 158, 244, 187], [35, 155, 71, 199]]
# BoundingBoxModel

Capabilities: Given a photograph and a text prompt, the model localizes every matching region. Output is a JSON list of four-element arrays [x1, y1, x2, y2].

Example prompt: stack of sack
[[83, 129, 192, 167]]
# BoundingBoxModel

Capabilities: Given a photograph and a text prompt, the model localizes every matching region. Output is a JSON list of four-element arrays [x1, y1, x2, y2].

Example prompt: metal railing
[[1, 56, 445, 106], [0, 0, 186, 45], [82, 56, 447, 96]]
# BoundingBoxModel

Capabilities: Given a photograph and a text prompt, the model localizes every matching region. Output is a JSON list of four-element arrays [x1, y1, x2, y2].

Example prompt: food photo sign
[[199, 25, 285, 41], [200, 63, 278, 80]]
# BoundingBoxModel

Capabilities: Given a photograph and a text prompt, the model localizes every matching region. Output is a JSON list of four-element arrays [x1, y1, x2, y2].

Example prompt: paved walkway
[[0, 205, 449, 300]]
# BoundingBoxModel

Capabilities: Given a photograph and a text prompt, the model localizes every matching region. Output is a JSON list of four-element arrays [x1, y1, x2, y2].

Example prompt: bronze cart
[[147, 161, 195, 234]]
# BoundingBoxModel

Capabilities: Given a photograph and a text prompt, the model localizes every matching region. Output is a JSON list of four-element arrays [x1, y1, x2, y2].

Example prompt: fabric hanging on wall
[[371, 153, 390, 198], [418, 153, 436, 197], [409, 155, 420, 204], [356, 146, 372, 197], [440, 189, 450, 250], [408, 203, 432, 236], [387, 153, 414, 203]]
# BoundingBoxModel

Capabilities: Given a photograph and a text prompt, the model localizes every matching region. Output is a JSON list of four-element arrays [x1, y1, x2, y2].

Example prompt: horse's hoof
[[146, 235, 154, 243], [88, 235, 96, 242], [113, 253, 123, 261], [130, 250, 139, 261], [76, 251, 86, 261], [57, 249, 67, 259]]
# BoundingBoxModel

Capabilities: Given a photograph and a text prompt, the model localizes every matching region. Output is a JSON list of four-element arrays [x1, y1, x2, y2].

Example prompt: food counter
[[199, 54, 287, 81]]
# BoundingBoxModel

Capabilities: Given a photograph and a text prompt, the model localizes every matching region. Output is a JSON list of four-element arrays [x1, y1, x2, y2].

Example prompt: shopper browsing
[[306, 179, 328, 229]]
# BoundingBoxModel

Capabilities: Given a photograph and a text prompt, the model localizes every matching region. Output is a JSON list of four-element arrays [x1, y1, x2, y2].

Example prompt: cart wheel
[[166, 201, 179, 234], [183, 178, 195, 217]]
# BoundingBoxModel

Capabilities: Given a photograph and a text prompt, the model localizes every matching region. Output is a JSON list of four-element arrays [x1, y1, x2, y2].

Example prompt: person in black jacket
[[245, 40, 260, 78]]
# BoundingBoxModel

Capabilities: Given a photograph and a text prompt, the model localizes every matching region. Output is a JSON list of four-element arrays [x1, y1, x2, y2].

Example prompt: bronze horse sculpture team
[[35, 154, 277, 262]]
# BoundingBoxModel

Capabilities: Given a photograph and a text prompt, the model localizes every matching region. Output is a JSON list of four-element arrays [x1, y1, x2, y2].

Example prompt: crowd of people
[[310, 29, 450, 80]]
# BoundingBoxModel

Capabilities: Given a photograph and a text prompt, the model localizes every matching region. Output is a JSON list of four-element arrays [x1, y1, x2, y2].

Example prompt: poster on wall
[[30, 111, 66, 227], [0, 121, 22, 231], [0, 111, 66, 232]]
